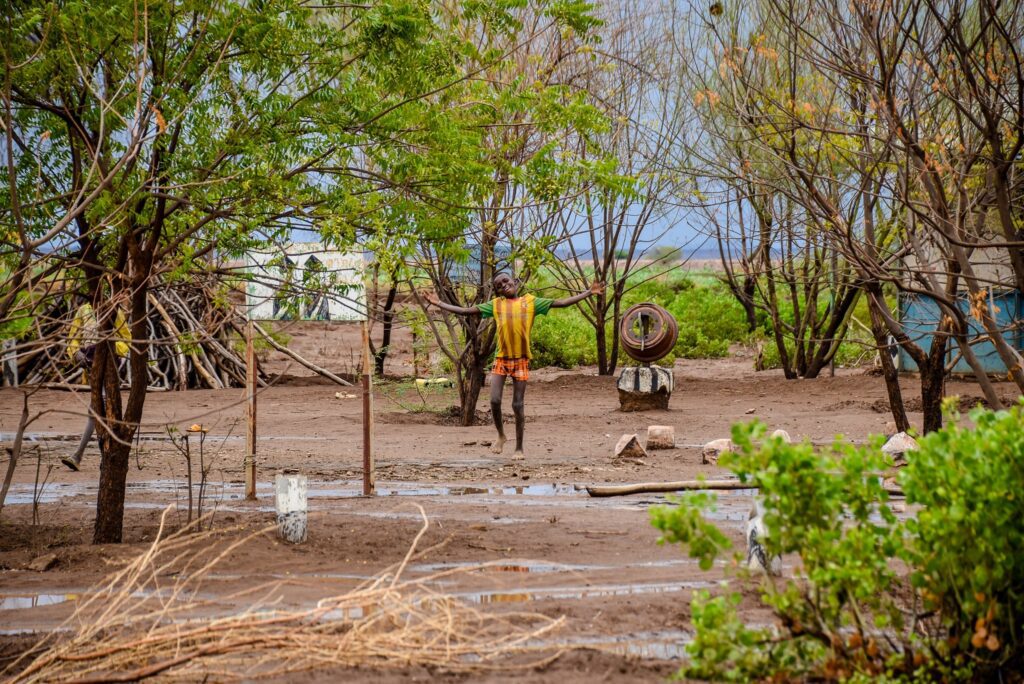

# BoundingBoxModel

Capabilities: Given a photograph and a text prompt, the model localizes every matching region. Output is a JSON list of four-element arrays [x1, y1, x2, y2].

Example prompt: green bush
[[529, 273, 752, 367], [650, 400, 1024, 682], [530, 311, 599, 368]]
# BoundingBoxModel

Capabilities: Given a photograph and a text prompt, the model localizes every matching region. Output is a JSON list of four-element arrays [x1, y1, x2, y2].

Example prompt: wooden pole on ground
[[361, 319, 375, 496], [586, 480, 755, 497], [587, 479, 904, 497], [245, 319, 257, 500]]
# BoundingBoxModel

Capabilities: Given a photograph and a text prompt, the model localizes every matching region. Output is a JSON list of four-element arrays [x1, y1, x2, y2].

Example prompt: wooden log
[[148, 294, 222, 389], [164, 288, 249, 379], [587, 479, 905, 497], [587, 480, 755, 497], [148, 295, 189, 390], [251, 321, 354, 387]]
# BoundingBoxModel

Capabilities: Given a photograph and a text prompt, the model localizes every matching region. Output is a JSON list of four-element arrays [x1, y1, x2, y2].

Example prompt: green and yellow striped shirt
[[478, 294, 553, 359]]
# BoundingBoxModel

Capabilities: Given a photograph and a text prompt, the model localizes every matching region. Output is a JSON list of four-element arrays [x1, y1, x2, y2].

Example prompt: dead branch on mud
[[4, 507, 566, 682], [588, 479, 904, 497]]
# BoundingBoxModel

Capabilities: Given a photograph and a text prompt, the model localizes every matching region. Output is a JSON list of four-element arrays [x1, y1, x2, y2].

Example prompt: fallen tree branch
[[586, 480, 756, 497], [587, 479, 904, 497]]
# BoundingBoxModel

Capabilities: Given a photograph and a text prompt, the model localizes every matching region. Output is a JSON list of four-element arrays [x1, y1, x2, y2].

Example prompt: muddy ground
[[1, 325, 1019, 682]]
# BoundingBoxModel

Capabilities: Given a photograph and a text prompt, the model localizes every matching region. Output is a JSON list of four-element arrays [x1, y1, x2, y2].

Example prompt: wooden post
[[245, 319, 257, 500], [361, 320, 375, 496]]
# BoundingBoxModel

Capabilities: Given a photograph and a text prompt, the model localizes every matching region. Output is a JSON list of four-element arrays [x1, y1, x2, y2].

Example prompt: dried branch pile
[[5, 509, 566, 682], [16, 277, 262, 391]]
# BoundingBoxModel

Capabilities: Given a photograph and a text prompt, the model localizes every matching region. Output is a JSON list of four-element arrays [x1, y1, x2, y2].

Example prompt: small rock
[[882, 432, 918, 465], [646, 425, 676, 450], [28, 553, 58, 572], [701, 438, 734, 465], [770, 429, 792, 443], [614, 434, 648, 460], [745, 408, 756, 414], [462, 440, 478, 446]]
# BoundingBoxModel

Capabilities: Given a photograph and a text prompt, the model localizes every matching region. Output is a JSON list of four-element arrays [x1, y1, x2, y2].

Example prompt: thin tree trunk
[[867, 290, 910, 432], [741, 275, 757, 332], [93, 340, 129, 543], [595, 302, 609, 375], [373, 282, 398, 376], [919, 360, 945, 434], [458, 355, 486, 426]]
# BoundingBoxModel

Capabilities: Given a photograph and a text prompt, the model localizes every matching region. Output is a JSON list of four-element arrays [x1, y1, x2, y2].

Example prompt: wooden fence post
[[245, 319, 257, 500], [362, 320, 375, 496]]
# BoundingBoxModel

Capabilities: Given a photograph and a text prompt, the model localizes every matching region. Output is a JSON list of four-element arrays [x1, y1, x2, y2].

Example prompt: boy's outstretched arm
[[423, 291, 480, 316], [550, 281, 605, 308]]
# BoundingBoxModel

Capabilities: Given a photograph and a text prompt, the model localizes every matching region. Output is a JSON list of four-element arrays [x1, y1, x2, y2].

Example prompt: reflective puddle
[[0, 593, 78, 610]]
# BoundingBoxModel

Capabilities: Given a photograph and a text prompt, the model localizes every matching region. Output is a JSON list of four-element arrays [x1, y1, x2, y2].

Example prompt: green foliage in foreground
[[651, 401, 1024, 682]]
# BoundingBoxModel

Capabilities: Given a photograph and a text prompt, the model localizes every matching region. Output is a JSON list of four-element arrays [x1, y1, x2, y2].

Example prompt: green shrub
[[650, 400, 1024, 682], [665, 280, 749, 359], [529, 273, 751, 367], [530, 311, 599, 368]]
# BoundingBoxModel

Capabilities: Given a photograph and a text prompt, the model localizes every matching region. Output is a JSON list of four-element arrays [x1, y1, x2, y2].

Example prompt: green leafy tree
[[1, 0, 494, 541]]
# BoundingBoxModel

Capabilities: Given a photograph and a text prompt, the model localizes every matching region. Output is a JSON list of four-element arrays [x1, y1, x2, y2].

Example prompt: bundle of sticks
[[13, 276, 264, 391]]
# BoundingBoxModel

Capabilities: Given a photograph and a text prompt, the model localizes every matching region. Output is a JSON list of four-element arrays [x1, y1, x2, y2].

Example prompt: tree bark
[[919, 359, 946, 434], [867, 289, 910, 432], [595, 301, 609, 376], [372, 282, 398, 376], [458, 353, 486, 426], [92, 339, 129, 543], [741, 275, 757, 332]]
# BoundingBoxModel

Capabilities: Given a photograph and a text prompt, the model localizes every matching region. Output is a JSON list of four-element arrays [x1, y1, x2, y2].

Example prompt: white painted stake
[[275, 474, 307, 544]]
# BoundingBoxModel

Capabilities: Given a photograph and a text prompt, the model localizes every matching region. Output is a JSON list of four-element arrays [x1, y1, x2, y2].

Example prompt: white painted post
[[2, 340, 17, 387], [275, 473, 307, 544]]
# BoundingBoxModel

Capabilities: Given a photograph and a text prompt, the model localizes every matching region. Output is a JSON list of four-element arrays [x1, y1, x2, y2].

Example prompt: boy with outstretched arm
[[424, 273, 604, 459]]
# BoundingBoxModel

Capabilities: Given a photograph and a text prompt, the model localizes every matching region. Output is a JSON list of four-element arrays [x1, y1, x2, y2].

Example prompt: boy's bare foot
[[511, 450, 524, 460], [490, 436, 506, 454]]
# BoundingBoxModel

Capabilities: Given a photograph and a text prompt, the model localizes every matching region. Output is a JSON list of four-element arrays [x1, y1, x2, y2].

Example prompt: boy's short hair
[[492, 272, 512, 284]]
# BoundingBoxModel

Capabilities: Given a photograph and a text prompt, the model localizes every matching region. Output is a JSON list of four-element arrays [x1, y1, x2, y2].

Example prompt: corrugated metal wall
[[897, 291, 1024, 373]]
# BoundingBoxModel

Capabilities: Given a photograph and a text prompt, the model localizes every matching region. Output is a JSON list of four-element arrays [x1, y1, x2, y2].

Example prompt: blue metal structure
[[897, 291, 1024, 373]]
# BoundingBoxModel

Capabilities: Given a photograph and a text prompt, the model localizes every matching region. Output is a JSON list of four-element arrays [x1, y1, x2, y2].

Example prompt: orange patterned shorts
[[491, 357, 530, 382]]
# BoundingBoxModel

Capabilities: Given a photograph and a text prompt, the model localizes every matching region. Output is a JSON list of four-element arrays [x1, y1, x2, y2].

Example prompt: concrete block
[[646, 425, 675, 450]]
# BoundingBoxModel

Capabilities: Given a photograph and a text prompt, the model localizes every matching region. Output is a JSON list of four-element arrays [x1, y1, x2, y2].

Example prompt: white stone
[[275, 473, 308, 544], [701, 438, 734, 465], [771, 429, 792, 443], [646, 425, 676, 450], [614, 434, 647, 459], [27, 553, 58, 572], [882, 432, 918, 466]]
